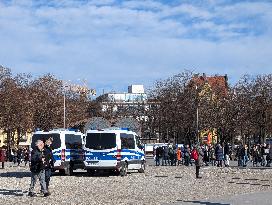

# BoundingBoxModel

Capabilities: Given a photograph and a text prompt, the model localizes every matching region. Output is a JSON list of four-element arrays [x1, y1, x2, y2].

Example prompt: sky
[[0, 0, 271, 94]]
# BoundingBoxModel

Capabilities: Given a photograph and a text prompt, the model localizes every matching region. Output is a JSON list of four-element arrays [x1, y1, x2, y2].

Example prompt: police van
[[84, 128, 145, 176], [30, 129, 85, 175]]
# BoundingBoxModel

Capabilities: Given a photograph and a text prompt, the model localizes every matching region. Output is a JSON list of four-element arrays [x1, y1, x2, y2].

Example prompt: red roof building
[[191, 73, 228, 97]]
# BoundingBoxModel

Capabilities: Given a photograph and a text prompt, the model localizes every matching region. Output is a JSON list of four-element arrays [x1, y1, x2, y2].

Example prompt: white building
[[97, 85, 148, 112]]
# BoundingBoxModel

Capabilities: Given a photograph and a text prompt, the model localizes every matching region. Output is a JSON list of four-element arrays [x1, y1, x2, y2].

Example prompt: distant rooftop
[[192, 73, 228, 96], [97, 84, 147, 102], [128, 85, 145, 94]]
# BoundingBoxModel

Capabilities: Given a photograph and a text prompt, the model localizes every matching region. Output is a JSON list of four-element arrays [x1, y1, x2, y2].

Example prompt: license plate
[[87, 161, 99, 165]]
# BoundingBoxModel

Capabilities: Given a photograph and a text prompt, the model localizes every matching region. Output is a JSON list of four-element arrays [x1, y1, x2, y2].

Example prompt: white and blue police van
[[84, 127, 145, 176], [30, 129, 85, 175]]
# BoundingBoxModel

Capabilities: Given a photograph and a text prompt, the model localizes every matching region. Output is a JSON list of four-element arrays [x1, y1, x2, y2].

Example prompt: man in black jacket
[[28, 140, 49, 197], [44, 137, 55, 193]]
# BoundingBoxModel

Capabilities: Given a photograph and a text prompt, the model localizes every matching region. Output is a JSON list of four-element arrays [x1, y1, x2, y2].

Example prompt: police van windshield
[[65, 134, 82, 149], [31, 134, 61, 150], [86, 133, 116, 150]]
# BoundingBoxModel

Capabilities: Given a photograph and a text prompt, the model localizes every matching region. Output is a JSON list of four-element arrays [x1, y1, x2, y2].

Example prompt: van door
[[65, 134, 84, 163], [85, 132, 117, 167]]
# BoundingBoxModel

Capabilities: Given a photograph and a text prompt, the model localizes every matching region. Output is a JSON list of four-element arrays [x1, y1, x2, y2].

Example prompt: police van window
[[31, 133, 61, 150], [120, 133, 135, 149], [65, 134, 82, 149], [86, 133, 116, 150]]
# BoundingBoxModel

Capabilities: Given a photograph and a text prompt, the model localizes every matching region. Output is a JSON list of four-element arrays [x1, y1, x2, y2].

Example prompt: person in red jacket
[[191, 145, 203, 179]]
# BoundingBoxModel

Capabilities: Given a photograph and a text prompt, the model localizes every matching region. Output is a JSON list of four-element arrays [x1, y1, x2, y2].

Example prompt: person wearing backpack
[[191, 145, 203, 179]]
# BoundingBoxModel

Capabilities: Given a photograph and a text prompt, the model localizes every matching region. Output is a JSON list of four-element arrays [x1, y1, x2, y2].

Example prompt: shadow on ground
[[0, 189, 27, 197], [182, 200, 230, 205], [0, 171, 31, 178]]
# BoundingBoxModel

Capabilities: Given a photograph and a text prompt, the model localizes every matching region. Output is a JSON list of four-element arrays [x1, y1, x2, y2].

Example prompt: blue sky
[[0, 0, 271, 94]]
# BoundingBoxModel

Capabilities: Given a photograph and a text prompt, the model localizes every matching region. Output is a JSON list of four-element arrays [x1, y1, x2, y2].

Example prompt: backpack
[[191, 149, 198, 160]]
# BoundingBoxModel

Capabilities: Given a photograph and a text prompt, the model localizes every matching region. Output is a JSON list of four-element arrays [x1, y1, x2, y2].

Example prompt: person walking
[[28, 140, 49, 197], [155, 146, 163, 166], [266, 144, 271, 167], [215, 144, 224, 167], [155, 147, 160, 166], [176, 147, 182, 166], [184, 145, 191, 166], [191, 145, 203, 179], [13, 149, 17, 165], [236, 144, 243, 166], [203, 145, 209, 166], [17, 149, 23, 166], [9, 149, 14, 162], [43, 137, 55, 193], [168, 145, 175, 166], [241, 144, 249, 167], [224, 143, 230, 167], [261, 144, 268, 167], [163, 146, 170, 166], [251, 144, 260, 167], [24, 149, 30, 166], [209, 145, 216, 166]]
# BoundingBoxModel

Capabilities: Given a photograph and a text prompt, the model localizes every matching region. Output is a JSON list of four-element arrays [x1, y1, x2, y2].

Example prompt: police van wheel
[[87, 169, 95, 176], [120, 163, 128, 177], [59, 169, 65, 175], [138, 160, 145, 173], [64, 164, 73, 176]]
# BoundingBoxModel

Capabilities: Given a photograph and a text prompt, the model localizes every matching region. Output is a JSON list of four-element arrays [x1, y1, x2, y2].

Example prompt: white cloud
[[0, 0, 271, 93], [161, 4, 213, 20]]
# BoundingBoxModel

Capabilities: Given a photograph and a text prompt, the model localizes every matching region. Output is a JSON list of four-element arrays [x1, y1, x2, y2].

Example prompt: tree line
[[145, 71, 272, 145], [0, 65, 271, 148], [0, 66, 91, 150]]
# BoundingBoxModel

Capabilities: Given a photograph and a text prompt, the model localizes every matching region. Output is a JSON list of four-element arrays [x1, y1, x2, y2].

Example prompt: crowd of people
[[154, 143, 233, 168], [154, 142, 272, 178], [9, 148, 30, 166], [236, 143, 272, 167]]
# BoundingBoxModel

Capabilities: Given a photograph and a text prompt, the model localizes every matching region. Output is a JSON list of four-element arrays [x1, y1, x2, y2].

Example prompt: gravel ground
[[0, 163, 271, 205]]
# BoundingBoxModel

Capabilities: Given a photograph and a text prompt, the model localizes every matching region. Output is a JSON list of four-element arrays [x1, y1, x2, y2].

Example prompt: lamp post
[[63, 89, 66, 129], [63, 81, 71, 129], [197, 105, 199, 143], [196, 85, 199, 144]]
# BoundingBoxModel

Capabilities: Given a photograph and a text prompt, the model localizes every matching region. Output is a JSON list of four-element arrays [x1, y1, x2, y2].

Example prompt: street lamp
[[196, 85, 199, 144], [63, 79, 74, 129], [63, 83, 70, 129]]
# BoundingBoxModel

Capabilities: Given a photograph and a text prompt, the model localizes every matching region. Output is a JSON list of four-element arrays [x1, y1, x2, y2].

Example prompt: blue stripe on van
[[85, 149, 144, 161], [53, 149, 84, 161]]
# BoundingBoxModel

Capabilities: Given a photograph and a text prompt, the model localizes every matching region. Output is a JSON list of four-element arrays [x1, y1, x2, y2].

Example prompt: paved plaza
[[168, 191, 272, 205], [0, 161, 271, 205]]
